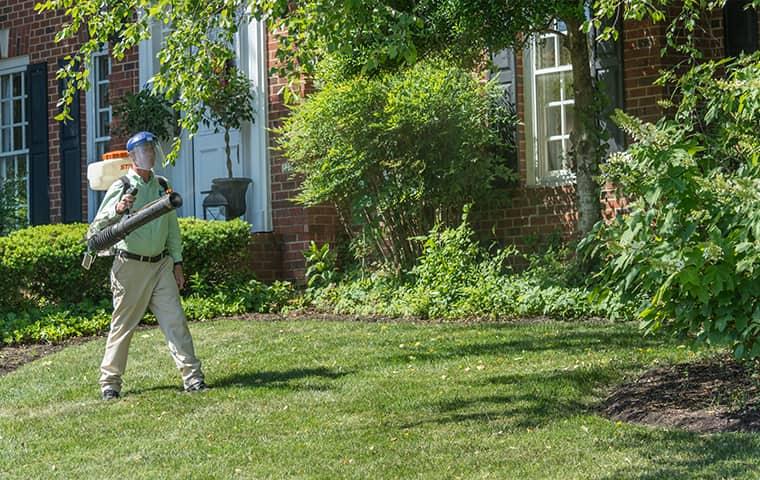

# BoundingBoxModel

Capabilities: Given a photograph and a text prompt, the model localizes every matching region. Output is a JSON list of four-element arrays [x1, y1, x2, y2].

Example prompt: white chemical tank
[[87, 151, 132, 191]]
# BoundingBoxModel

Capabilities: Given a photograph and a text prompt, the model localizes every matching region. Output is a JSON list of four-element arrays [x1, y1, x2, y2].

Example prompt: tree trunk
[[224, 127, 233, 178], [566, 17, 602, 237]]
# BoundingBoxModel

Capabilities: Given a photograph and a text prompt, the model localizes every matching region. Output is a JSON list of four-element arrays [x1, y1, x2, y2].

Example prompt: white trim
[[241, 19, 272, 232], [0, 29, 9, 59], [86, 49, 112, 221], [0, 59, 30, 221], [0, 55, 29, 73], [524, 33, 576, 187]]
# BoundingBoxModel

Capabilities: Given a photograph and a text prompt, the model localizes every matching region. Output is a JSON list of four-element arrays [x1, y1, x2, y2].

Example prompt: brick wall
[[266, 30, 340, 281], [1, 2, 138, 223], [473, 15, 704, 248]]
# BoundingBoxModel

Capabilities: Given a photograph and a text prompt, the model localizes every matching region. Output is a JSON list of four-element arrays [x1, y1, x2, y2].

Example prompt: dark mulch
[[0, 335, 100, 376], [600, 355, 760, 433]]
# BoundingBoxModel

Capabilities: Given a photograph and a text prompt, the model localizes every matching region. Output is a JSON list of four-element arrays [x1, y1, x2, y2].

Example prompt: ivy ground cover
[[1, 319, 759, 479]]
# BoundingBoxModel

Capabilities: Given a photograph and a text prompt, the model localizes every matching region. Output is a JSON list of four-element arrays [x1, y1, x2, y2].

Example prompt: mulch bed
[[0, 335, 100, 376], [600, 356, 760, 433]]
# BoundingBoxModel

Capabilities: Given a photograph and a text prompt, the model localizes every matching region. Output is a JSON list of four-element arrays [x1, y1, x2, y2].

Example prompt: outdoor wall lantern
[[201, 186, 229, 221]]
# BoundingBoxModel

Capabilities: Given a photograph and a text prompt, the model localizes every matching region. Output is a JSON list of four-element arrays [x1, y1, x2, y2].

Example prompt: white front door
[[139, 19, 272, 231], [191, 125, 242, 218]]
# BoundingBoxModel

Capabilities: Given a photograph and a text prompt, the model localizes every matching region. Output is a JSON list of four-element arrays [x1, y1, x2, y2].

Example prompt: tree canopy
[[36, 0, 583, 159]]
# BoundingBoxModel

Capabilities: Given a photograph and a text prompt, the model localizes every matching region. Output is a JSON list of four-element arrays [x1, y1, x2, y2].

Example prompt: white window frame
[[0, 55, 31, 223], [86, 48, 112, 220], [524, 28, 576, 186]]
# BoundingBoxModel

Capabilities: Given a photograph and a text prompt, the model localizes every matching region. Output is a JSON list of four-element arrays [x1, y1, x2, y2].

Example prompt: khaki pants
[[99, 255, 203, 392]]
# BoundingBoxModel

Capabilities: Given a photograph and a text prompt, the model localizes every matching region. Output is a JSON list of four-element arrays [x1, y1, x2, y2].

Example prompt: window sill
[[528, 171, 576, 188]]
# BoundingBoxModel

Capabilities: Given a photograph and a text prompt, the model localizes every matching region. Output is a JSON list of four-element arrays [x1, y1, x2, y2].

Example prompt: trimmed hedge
[[0, 218, 256, 308]]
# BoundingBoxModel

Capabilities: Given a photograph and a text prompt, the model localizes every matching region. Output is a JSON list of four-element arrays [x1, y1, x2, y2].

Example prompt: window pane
[[12, 73, 22, 97], [0, 76, 9, 99], [6, 158, 15, 179], [545, 105, 562, 137], [13, 99, 22, 124], [96, 140, 110, 159], [547, 140, 564, 171], [99, 112, 110, 137], [536, 72, 561, 106], [13, 126, 22, 150], [98, 84, 109, 109], [537, 37, 556, 70], [1, 128, 9, 152], [559, 35, 572, 66], [561, 71, 574, 99], [98, 56, 110, 80], [17, 154, 27, 178], [1, 101, 9, 126]]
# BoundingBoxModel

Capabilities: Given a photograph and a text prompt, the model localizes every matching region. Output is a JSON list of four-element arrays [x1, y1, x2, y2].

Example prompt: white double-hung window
[[524, 24, 575, 185], [0, 57, 29, 223], [86, 49, 112, 220], [90, 50, 112, 161]]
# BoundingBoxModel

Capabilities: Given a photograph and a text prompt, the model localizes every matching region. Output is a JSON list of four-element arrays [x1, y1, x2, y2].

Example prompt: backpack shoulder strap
[[155, 175, 171, 194], [119, 175, 131, 196]]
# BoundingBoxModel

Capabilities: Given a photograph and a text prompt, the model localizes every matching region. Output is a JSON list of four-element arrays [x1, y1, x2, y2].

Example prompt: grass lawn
[[1, 318, 759, 479]]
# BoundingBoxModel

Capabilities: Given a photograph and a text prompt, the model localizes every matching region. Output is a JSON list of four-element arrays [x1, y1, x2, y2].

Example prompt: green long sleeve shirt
[[88, 169, 183, 263]]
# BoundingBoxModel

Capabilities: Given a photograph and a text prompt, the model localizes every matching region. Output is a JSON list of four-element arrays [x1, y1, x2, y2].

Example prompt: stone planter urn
[[211, 177, 252, 220]]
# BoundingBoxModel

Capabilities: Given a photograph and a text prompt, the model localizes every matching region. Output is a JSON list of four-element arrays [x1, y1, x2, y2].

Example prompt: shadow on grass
[[212, 367, 352, 391], [599, 429, 760, 479], [385, 323, 668, 365], [398, 365, 634, 431], [128, 384, 185, 395]]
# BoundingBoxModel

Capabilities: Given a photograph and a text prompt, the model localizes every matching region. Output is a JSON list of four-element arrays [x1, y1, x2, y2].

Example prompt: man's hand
[[115, 193, 135, 215], [174, 264, 185, 290]]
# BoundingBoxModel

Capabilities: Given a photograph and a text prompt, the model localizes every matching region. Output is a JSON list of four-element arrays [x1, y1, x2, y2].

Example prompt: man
[[89, 131, 206, 400]]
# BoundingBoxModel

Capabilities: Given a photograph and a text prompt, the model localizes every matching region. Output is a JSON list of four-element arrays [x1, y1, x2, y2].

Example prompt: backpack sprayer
[[82, 188, 183, 270], [82, 147, 182, 270], [86, 191, 183, 252]]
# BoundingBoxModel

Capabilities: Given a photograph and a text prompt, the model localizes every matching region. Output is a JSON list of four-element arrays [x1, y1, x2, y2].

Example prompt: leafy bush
[[278, 58, 515, 270], [112, 89, 178, 142], [0, 279, 294, 345], [311, 215, 634, 320], [0, 178, 28, 236], [0, 224, 112, 306], [304, 241, 339, 293], [179, 218, 254, 290], [0, 218, 256, 308], [587, 53, 760, 359]]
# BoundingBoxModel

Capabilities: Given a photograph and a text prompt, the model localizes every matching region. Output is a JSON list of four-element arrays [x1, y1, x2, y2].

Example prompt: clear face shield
[[131, 142, 165, 171]]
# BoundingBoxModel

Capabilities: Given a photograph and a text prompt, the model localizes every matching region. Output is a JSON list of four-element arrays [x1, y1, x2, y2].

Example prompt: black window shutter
[[724, 0, 758, 57], [27, 62, 50, 225], [58, 60, 82, 223], [490, 49, 518, 178], [592, 18, 625, 154]]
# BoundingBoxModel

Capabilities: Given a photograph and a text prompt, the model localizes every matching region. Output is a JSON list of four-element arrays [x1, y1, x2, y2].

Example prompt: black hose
[[87, 192, 183, 252]]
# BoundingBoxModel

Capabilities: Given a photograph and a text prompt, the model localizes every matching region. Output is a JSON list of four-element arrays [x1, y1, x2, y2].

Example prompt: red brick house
[[1, 2, 757, 280]]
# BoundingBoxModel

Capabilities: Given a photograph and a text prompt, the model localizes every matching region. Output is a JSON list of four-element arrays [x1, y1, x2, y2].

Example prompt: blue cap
[[126, 131, 157, 152]]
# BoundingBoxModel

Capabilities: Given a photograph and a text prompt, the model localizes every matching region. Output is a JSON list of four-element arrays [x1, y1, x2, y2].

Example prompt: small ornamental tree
[[201, 62, 256, 178]]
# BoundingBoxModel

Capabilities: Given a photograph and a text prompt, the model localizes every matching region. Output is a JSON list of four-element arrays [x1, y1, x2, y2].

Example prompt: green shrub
[[178, 217, 254, 289], [1, 223, 112, 306], [0, 279, 294, 345], [0, 218, 256, 308], [278, 57, 515, 270], [311, 215, 634, 320], [304, 241, 339, 293], [0, 178, 27, 236], [588, 53, 760, 359]]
